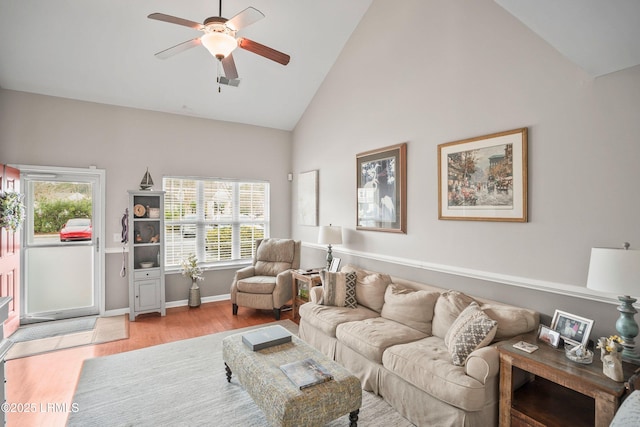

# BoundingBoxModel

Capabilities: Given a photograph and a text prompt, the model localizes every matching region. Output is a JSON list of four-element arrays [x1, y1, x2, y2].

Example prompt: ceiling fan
[[148, 0, 290, 82]]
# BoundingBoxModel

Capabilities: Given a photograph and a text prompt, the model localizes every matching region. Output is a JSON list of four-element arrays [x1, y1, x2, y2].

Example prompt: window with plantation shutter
[[163, 177, 269, 268]]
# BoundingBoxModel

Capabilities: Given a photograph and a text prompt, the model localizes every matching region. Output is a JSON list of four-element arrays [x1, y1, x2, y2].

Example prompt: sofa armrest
[[465, 346, 500, 384]]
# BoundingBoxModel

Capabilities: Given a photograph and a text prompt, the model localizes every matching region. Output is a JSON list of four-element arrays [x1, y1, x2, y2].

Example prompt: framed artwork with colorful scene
[[438, 128, 527, 222]]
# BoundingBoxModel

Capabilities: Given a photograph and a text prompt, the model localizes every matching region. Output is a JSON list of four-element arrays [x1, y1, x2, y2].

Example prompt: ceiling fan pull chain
[[217, 61, 222, 93]]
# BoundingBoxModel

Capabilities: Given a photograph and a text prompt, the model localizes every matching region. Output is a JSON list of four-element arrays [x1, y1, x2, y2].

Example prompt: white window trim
[[163, 176, 270, 268]]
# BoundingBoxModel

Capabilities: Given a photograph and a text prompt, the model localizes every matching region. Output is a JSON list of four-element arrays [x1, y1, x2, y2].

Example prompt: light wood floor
[[6, 301, 296, 427]]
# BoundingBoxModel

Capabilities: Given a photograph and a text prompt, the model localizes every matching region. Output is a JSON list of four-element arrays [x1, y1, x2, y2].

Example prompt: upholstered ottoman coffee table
[[222, 326, 362, 427]]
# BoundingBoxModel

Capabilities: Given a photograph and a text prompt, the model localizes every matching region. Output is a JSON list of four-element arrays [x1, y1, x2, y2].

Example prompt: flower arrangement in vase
[[597, 335, 624, 381], [181, 253, 203, 287], [181, 254, 204, 308]]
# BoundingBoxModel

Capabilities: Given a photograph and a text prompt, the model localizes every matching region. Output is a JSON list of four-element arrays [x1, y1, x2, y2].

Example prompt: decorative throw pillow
[[480, 303, 539, 340], [445, 302, 498, 366], [431, 290, 477, 339], [320, 270, 357, 308], [380, 284, 439, 334], [341, 265, 391, 313]]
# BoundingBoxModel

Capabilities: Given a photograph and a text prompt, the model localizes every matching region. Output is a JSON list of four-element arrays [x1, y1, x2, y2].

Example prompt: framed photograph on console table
[[438, 128, 528, 222], [356, 143, 407, 233], [538, 325, 561, 348], [551, 310, 594, 347]]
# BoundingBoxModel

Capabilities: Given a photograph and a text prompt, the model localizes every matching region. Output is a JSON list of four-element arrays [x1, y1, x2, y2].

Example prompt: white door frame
[[16, 164, 106, 321]]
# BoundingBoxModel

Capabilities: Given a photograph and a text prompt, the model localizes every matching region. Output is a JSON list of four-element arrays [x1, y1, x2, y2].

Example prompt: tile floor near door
[[6, 301, 295, 427]]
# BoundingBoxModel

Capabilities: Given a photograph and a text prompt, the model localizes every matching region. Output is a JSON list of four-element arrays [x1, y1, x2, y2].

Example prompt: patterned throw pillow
[[445, 302, 498, 366], [320, 271, 357, 308]]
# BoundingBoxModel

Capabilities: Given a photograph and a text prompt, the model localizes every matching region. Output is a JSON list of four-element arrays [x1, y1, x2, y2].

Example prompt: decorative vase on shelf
[[598, 336, 624, 382], [189, 279, 201, 308]]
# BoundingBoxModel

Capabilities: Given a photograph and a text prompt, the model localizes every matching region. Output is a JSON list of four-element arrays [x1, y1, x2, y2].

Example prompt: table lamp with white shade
[[318, 225, 342, 270], [587, 242, 640, 364]]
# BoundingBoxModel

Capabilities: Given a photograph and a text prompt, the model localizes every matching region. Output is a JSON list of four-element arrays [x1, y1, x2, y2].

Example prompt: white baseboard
[[106, 294, 231, 316], [165, 294, 230, 308]]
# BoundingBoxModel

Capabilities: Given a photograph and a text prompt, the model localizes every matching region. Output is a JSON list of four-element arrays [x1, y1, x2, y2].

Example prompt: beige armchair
[[231, 238, 301, 320]]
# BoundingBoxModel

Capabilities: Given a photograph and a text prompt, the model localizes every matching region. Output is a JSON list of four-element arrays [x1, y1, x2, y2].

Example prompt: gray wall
[[291, 0, 640, 340], [0, 89, 292, 311]]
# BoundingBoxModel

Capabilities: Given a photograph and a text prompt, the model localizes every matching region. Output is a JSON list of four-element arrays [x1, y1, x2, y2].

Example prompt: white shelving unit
[[128, 190, 165, 321]]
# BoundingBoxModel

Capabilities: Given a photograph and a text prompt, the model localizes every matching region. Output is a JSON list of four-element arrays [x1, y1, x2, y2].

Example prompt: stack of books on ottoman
[[242, 325, 292, 351]]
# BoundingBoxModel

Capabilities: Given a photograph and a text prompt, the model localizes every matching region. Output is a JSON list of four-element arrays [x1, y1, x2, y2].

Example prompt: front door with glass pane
[[21, 167, 103, 322]]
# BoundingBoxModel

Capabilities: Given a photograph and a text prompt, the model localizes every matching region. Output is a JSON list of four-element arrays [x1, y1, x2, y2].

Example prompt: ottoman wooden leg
[[225, 363, 232, 383], [349, 409, 359, 427]]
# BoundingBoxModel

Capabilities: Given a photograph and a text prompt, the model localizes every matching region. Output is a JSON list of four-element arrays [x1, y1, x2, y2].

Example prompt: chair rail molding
[[302, 242, 626, 307]]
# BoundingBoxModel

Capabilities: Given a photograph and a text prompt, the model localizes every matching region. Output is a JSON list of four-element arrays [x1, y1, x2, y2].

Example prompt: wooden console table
[[498, 333, 635, 427], [291, 271, 321, 319]]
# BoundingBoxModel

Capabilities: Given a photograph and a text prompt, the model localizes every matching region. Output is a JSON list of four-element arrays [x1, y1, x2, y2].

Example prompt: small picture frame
[[538, 325, 561, 348], [551, 310, 594, 347], [328, 257, 341, 273]]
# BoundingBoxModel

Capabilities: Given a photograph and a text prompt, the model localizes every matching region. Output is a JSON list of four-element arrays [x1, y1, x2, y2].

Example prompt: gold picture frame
[[438, 128, 528, 222], [356, 143, 407, 233]]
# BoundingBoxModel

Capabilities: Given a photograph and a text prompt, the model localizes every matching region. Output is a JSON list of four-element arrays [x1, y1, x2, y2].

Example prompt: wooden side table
[[291, 271, 322, 319], [498, 332, 635, 427]]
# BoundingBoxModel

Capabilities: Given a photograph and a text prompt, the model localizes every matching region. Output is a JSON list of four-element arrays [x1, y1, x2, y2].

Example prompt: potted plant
[[181, 254, 203, 307]]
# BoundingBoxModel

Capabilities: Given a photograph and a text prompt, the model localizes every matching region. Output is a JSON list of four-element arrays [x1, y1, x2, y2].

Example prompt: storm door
[[20, 166, 104, 323]]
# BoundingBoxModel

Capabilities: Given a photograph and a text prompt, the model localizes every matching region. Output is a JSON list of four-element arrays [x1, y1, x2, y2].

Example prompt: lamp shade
[[587, 247, 640, 296], [201, 32, 238, 60], [318, 225, 342, 245]]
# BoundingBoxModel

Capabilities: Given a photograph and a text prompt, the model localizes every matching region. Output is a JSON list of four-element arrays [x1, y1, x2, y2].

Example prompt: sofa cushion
[[236, 276, 276, 294], [432, 290, 476, 339], [320, 270, 357, 308], [342, 265, 391, 312], [480, 303, 538, 340], [298, 302, 379, 338], [336, 317, 428, 364], [254, 239, 295, 276], [380, 284, 439, 335], [445, 302, 498, 366], [382, 336, 489, 412]]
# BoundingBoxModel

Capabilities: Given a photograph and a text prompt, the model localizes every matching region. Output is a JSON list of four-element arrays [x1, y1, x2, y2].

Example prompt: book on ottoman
[[280, 358, 333, 389], [242, 325, 292, 351]]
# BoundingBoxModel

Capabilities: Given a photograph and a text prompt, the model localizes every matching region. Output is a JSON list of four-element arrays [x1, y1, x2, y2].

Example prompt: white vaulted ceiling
[[1, 1, 638, 131], [0, 0, 373, 131]]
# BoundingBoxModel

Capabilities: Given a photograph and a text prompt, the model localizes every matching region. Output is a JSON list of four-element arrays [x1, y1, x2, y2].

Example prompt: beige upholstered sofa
[[298, 265, 539, 426], [231, 238, 301, 320]]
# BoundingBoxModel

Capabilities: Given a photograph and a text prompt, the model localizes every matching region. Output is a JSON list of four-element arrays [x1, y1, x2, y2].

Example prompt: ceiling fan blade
[[155, 38, 201, 59], [148, 13, 204, 31], [237, 38, 290, 66], [222, 54, 239, 80], [226, 7, 265, 31]]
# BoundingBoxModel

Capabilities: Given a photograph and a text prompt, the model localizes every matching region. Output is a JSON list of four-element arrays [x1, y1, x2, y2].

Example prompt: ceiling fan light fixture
[[201, 31, 238, 60]]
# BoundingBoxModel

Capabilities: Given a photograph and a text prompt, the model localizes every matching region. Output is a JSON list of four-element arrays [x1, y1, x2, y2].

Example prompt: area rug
[[6, 315, 128, 360], [9, 317, 97, 342], [68, 320, 414, 427]]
